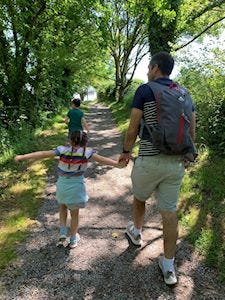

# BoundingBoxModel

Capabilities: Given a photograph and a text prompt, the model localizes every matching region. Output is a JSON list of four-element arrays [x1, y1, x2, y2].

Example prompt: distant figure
[[119, 51, 196, 285], [65, 98, 90, 137], [15, 131, 126, 248]]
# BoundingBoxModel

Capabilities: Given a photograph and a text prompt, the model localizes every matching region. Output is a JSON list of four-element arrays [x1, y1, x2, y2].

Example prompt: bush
[[178, 67, 225, 156], [97, 78, 143, 104]]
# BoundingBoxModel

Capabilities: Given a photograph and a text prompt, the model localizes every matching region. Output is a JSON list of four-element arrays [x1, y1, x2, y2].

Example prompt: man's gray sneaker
[[158, 255, 177, 285], [69, 233, 80, 249], [125, 222, 142, 246]]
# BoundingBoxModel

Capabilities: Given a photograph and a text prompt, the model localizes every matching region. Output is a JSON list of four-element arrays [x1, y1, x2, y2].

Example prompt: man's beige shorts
[[131, 154, 185, 212]]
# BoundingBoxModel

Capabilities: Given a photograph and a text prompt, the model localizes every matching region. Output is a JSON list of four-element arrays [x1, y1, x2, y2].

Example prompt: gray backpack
[[139, 81, 197, 161]]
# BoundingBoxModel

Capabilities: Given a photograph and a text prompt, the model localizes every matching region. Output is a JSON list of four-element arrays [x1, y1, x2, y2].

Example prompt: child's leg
[[69, 208, 80, 248], [70, 208, 79, 237], [59, 204, 68, 237]]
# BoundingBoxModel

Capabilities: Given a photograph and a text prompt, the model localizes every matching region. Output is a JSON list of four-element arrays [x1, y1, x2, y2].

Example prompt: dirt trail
[[0, 104, 224, 300]]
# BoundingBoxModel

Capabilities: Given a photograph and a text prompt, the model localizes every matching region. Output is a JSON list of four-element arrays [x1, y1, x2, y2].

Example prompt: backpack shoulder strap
[[146, 81, 169, 98], [77, 146, 87, 171]]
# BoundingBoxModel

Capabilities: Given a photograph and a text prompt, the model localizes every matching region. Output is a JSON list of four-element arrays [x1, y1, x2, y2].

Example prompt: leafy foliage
[[177, 47, 225, 154], [0, 0, 110, 127], [96, 0, 149, 101]]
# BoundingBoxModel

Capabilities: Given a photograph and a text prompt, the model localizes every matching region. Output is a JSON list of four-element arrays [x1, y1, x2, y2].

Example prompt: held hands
[[119, 152, 130, 165], [116, 152, 130, 168], [117, 158, 128, 168]]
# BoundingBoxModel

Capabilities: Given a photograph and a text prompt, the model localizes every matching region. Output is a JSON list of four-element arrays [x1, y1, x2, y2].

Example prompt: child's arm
[[15, 150, 56, 162], [82, 117, 90, 133], [91, 153, 127, 168]]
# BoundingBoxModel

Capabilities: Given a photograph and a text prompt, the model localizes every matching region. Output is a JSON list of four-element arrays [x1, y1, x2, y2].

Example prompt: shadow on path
[[0, 103, 225, 300]]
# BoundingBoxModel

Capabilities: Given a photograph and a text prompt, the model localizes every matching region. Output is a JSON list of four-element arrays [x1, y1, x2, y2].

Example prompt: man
[[120, 51, 196, 285]]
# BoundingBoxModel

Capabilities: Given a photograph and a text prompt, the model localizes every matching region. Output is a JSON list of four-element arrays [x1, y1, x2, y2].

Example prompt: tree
[[0, 0, 110, 125], [146, 0, 225, 54], [97, 0, 149, 101], [96, 0, 225, 102], [177, 44, 225, 154]]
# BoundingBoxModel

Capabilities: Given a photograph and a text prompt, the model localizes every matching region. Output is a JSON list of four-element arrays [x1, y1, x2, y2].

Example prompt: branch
[[23, 1, 47, 43], [126, 47, 149, 87], [127, 43, 148, 71], [174, 15, 225, 51], [95, 73, 115, 81], [186, 0, 225, 25], [0, 28, 12, 80]]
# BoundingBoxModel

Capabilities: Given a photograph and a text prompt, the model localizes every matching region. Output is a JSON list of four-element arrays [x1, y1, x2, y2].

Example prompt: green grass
[[99, 87, 225, 282], [0, 111, 68, 270], [178, 149, 225, 281], [0, 103, 91, 270]]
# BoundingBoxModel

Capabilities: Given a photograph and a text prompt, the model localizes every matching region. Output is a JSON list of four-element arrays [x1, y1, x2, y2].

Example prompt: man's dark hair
[[150, 52, 174, 75], [71, 98, 81, 107]]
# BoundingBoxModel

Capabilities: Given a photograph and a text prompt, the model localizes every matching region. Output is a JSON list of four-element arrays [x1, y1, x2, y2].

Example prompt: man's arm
[[120, 108, 143, 162], [123, 108, 143, 151]]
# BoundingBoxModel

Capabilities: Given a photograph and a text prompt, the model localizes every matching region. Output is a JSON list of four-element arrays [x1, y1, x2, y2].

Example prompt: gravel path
[[0, 104, 224, 300]]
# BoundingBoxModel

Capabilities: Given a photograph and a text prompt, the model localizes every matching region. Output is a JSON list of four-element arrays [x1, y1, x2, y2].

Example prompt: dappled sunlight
[[103, 141, 118, 148], [1, 104, 225, 298], [180, 207, 200, 229], [0, 217, 35, 241], [0, 105, 69, 271], [6, 218, 34, 231], [39, 127, 66, 138], [0, 169, 13, 180], [179, 149, 225, 280], [39, 129, 56, 137], [97, 128, 121, 136], [9, 182, 31, 195], [52, 123, 67, 130], [26, 161, 48, 176]]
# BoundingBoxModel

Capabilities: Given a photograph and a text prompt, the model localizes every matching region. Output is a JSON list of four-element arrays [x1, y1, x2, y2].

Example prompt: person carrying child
[[65, 98, 90, 137], [15, 131, 126, 248]]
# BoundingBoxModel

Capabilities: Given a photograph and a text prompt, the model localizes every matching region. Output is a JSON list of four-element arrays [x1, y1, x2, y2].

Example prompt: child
[[65, 98, 90, 137], [15, 131, 126, 248]]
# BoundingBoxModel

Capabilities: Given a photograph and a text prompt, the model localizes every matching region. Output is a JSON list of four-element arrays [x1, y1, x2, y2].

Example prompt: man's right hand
[[119, 152, 130, 164]]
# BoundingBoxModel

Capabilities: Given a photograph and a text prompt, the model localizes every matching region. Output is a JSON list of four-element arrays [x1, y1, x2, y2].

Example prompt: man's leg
[[158, 210, 178, 285], [133, 197, 146, 229], [126, 197, 145, 246], [160, 210, 178, 258], [155, 155, 183, 284]]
